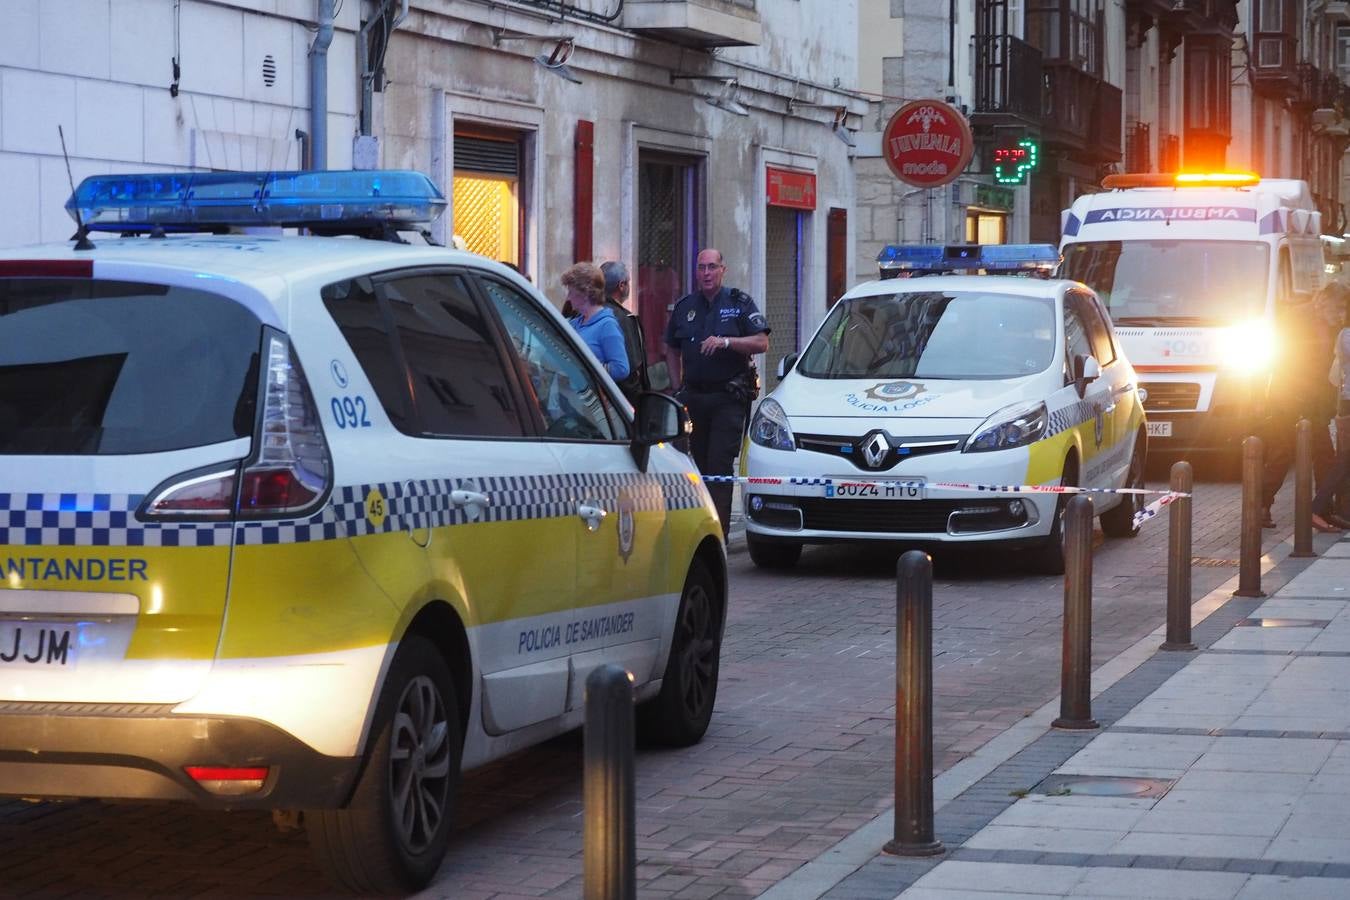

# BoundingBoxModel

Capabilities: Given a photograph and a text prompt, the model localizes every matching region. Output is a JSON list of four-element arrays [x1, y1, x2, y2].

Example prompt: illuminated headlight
[[750, 398, 796, 451], [965, 401, 1048, 453], [1220, 320, 1277, 371]]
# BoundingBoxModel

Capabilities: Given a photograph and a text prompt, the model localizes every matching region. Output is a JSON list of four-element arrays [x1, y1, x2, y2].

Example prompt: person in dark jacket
[[600, 261, 649, 403]]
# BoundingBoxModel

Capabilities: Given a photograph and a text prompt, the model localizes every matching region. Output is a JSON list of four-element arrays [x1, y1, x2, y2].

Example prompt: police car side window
[[380, 273, 528, 439], [1063, 300, 1094, 383], [476, 277, 627, 443], [322, 277, 415, 433], [1071, 293, 1116, 365]]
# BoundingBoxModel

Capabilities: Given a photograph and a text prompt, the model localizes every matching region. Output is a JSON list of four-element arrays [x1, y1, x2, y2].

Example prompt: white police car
[[0, 170, 726, 893], [744, 244, 1146, 573]]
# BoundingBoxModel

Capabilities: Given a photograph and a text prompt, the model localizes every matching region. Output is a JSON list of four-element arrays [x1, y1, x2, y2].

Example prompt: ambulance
[[1059, 172, 1325, 453], [0, 170, 726, 894]]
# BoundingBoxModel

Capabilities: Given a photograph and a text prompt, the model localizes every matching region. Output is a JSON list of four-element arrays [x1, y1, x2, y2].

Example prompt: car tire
[[1030, 457, 1078, 576], [637, 559, 723, 747], [1101, 436, 1145, 539], [307, 636, 461, 894], [746, 533, 802, 569]]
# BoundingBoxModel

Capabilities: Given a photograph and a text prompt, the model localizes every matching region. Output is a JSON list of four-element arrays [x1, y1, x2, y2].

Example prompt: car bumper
[[744, 444, 1057, 543], [0, 706, 358, 810]]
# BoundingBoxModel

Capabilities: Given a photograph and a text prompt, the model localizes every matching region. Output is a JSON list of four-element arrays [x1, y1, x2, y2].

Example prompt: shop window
[[453, 131, 524, 266], [965, 211, 1008, 244]]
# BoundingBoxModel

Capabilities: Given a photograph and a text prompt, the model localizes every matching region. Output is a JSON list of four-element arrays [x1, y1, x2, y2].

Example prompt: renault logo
[[861, 431, 890, 469]]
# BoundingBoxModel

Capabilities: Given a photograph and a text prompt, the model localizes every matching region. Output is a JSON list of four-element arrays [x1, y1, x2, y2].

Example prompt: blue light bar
[[877, 243, 1061, 277], [66, 170, 447, 233]]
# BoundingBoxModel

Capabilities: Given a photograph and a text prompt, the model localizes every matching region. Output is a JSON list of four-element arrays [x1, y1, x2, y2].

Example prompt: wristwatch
[[722, 337, 730, 350]]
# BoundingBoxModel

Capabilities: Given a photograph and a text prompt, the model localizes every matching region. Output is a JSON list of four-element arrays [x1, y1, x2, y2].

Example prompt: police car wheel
[[1030, 457, 1078, 576], [746, 533, 802, 569], [307, 636, 461, 894], [1101, 438, 1145, 539], [638, 560, 722, 746]]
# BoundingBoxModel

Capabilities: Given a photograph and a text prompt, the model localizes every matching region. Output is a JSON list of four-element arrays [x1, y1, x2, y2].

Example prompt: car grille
[[1140, 382, 1200, 412], [794, 498, 995, 533], [795, 433, 963, 471]]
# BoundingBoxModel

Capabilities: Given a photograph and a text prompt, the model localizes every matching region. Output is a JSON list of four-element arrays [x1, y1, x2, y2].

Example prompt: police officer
[[664, 248, 770, 536]]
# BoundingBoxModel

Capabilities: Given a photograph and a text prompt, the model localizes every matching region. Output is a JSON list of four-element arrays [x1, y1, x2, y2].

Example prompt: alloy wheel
[[676, 580, 717, 721], [388, 675, 452, 854]]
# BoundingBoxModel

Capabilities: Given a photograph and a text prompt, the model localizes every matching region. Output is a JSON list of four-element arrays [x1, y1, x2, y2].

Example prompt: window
[[1069, 292, 1115, 365], [478, 278, 626, 442], [1338, 26, 1350, 78], [322, 277, 413, 433], [382, 273, 527, 438], [1063, 299, 1094, 382], [1, 280, 261, 455], [965, 211, 1008, 244]]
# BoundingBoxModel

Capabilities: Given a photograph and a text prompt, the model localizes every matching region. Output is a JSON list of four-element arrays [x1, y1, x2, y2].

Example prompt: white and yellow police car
[[744, 244, 1146, 573], [0, 170, 725, 893]]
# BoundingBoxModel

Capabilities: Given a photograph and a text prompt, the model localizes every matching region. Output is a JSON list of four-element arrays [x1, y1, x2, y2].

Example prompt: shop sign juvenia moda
[[882, 99, 975, 189]]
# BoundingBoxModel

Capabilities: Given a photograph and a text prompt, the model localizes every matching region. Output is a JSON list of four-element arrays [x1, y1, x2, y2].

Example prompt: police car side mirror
[[777, 353, 799, 380], [632, 391, 689, 471], [1074, 354, 1101, 395]]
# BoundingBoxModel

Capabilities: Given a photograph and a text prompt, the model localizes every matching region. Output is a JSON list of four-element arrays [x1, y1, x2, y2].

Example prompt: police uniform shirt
[[664, 287, 771, 386]]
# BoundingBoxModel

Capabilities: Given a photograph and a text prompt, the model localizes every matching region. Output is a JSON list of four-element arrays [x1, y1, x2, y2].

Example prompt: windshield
[[1061, 240, 1269, 325], [798, 291, 1057, 379], [1, 279, 261, 454]]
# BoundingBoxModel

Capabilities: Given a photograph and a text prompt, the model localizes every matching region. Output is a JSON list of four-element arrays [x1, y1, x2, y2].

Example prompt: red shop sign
[[882, 99, 974, 188], [766, 167, 816, 210]]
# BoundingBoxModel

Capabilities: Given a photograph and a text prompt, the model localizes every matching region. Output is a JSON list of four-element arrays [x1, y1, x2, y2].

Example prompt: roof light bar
[[1102, 172, 1262, 190], [877, 243, 1061, 278], [66, 170, 447, 233]]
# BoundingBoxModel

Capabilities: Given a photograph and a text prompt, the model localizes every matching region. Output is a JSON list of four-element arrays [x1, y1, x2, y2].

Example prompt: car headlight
[[964, 400, 1048, 453], [1220, 319, 1277, 372], [750, 398, 796, 451]]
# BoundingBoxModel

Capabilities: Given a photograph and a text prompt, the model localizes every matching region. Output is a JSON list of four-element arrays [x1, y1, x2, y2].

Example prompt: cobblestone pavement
[[0, 467, 1305, 898]]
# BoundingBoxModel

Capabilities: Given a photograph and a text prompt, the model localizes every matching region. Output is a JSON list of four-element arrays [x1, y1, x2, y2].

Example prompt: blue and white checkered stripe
[[1046, 398, 1099, 438], [1, 473, 705, 549]]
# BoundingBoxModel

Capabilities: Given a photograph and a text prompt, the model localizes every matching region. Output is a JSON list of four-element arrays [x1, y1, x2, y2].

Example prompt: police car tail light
[[237, 334, 332, 519], [750, 398, 796, 451], [965, 401, 1048, 453], [185, 765, 268, 796], [143, 468, 239, 518]]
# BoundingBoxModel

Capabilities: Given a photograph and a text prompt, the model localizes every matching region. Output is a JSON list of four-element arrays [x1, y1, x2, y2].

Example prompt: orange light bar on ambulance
[[1102, 172, 1261, 190]]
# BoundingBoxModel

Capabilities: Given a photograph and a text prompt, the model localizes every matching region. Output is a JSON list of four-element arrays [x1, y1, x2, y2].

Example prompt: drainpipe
[[309, 0, 336, 170], [360, 0, 410, 136]]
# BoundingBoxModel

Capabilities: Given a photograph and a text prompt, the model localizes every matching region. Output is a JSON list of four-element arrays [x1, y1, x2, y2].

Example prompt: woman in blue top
[[562, 262, 630, 382]]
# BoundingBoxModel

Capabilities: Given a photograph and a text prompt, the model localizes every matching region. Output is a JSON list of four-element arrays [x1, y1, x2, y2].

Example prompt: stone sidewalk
[[762, 534, 1350, 899]]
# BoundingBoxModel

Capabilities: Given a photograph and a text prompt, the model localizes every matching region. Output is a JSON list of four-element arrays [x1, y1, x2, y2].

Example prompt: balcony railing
[[972, 34, 1044, 124], [1040, 63, 1121, 161]]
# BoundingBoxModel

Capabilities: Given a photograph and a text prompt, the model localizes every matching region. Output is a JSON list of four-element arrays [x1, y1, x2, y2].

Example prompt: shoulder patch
[[748, 311, 769, 330]]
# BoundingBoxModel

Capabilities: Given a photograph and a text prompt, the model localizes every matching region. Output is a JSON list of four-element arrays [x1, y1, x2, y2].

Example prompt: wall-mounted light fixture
[[671, 74, 751, 117], [788, 99, 855, 147], [491, 28, 582, 84]]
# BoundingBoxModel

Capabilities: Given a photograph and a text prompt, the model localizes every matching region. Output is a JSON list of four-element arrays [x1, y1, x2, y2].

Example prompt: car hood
[[769, 373, 1045, 422]]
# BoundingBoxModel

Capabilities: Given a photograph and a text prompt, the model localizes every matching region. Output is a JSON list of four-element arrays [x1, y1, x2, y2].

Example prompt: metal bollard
[[1053, 495, 1099, 730], [1162, 461, 1197, 651], [584, 664, 636, 900], [884, 550, 945, 858], [1293, 418, 1315, 558], [1235, 435, 1267, 598]]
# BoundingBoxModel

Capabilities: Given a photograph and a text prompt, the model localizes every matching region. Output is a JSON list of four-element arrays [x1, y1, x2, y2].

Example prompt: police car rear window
[[0, 279, 261, 455]]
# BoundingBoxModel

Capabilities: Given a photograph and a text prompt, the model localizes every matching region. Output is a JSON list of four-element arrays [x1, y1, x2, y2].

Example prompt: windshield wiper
[[1112, 315, 1226, 327]]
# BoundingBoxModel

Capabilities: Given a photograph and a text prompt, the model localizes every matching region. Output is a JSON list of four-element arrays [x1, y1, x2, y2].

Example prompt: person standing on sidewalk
[[1312, 288, 1350, 529], [664, 248, 770, 537], [1260, 285, 1340, 530], [563, 263, 630, 382], [600, 260, 649, 404]]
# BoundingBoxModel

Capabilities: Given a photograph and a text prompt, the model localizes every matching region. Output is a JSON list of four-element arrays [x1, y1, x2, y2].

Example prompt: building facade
[[0, 0, 361, 250], [0, 0, 865, 384], [346, 0, 865, 385]]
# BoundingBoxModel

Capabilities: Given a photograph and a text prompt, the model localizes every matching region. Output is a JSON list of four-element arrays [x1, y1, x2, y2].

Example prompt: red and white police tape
[[697, 475, 1188, 530]]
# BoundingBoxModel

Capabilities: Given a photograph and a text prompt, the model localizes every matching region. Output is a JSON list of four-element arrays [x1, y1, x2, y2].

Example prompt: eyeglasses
[[696, 263, 724, 271]]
